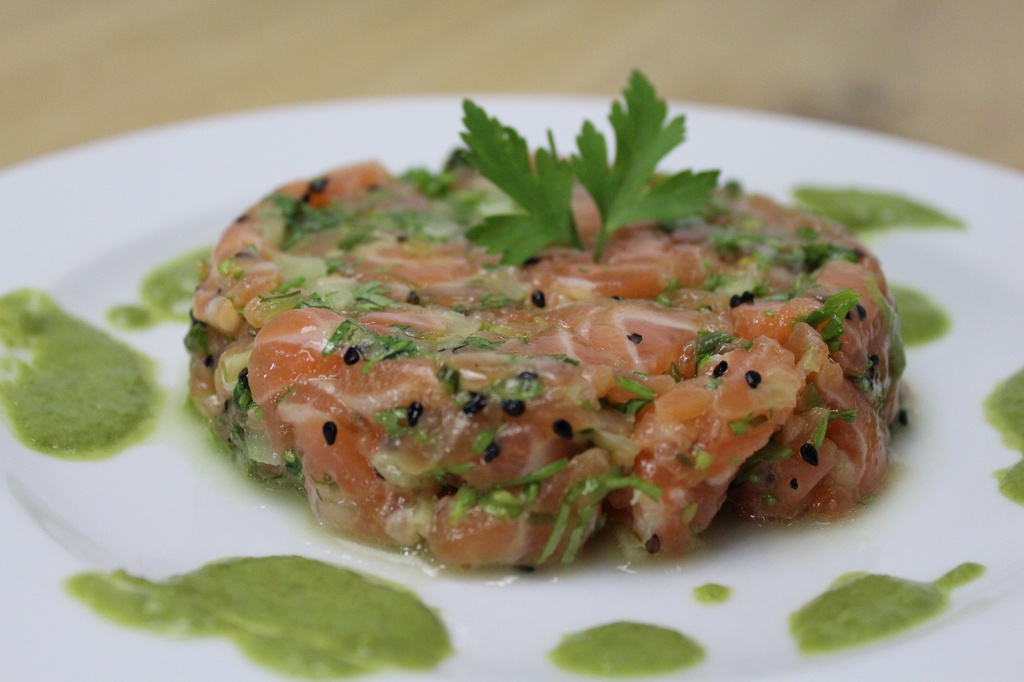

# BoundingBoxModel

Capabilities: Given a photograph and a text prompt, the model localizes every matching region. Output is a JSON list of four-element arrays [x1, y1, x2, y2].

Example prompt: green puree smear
[[793, 187, 964, 234], [0, 289, 158, 459], [108, 246, 209, 330], [790, 562, 984, 654], [693, 582, 732, 604], [549, 621, 704, 677], [984, 366, 1024, 505], [67, 555, 452, 678], [891, 285, 951, 346]]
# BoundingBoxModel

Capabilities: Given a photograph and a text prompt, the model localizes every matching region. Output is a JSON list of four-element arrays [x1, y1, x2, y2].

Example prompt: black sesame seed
[[866, 354, 879, 381], [856, 304, 867, 321], [518, 371, 539, 380], [553, 419, 574, 439], [745, 370, 762, 388], [204, 354, 215, 368], [627, 332, 643, 344], [897, 408, 909, 426], [462, 392, 487, 415], [611, 295, 623, 301], [531, 290, 546, 308], [406, 290, 421, 305], [712, 360, 728, 378], [407, 401, 424, 427], [396, 234, 408, 243], [343, 346, 361, 365], [322, 421, 338, 446], [729, 290, 755, 308], [516, 564, 536, 573], [799, 443, 819, 466], [483, 440, 501, 463], [790, 477, 799, 490], [502, 398, 525, 416], [644, 534, 661, 554]]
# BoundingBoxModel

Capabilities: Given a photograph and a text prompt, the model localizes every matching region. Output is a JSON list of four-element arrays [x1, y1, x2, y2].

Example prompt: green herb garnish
[[460, 103, 579, 264], [460, 71, 717, 264], [269, 194, 347, 249], [694, 330, 733, 367], [352, 281, 400, 312], [538, 472, 662, 564], [799, 289, 860, 351], [573, 72, 719, 260], [232, 368, 253, 411], [322, 319, 419, 371]]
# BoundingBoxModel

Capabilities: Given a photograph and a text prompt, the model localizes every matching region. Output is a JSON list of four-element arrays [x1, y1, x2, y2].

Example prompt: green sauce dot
[[0, 289, 159, 459], [996, 461, 1024, 505], [984, 367, 1024, 506], [550, 621, 704, 677], [140, 246, 209, 321], [792, 187, 964, 234], [891, 285, 951, 347], [106, 247, 209, 329], [693, 583, 731, 604], [790, 563, 983, 654], [67, 555, 452, 678]]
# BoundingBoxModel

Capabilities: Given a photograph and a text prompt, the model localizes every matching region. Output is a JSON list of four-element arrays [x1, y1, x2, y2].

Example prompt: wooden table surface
[[2, 0, 1022, 171]]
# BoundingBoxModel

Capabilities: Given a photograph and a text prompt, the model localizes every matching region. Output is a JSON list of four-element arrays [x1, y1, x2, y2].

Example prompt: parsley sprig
[[460, 71, 719, 264]]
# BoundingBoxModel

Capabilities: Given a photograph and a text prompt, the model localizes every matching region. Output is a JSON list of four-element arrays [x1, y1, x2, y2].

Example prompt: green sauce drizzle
[[790, 562, 984, 654], [693, 583, 732, 604], [67, 555, 452, 678], [984, 366, 1024, 504], [549, 621, 704, 677], [0, 289, 158, 459], [792, 187, 964, 234], [108, 246, 209, 329], [891, 285, 951, 347]]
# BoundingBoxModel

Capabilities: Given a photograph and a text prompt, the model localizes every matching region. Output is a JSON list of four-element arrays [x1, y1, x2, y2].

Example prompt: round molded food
[[186, 159, 904, 568]]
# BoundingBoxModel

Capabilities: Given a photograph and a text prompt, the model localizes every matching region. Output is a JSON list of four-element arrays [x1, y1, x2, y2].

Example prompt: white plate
[[3, 96, 1024, 682]]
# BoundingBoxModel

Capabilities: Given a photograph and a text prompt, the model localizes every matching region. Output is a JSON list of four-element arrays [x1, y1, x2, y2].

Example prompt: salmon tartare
[[186, 77, 903, 568]]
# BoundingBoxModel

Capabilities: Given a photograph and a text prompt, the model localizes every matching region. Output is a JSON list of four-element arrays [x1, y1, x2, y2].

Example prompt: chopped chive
[[494, 458, 569, 489], [616, 376, 657, 401]]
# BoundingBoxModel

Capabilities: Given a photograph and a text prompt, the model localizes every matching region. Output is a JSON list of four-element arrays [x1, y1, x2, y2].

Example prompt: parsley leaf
[[460, 101, 579, 264], [573, 71, 719, 260]]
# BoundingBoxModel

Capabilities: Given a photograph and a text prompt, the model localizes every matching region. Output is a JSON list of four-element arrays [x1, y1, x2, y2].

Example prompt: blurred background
[[2, 0, 1022, 171]]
